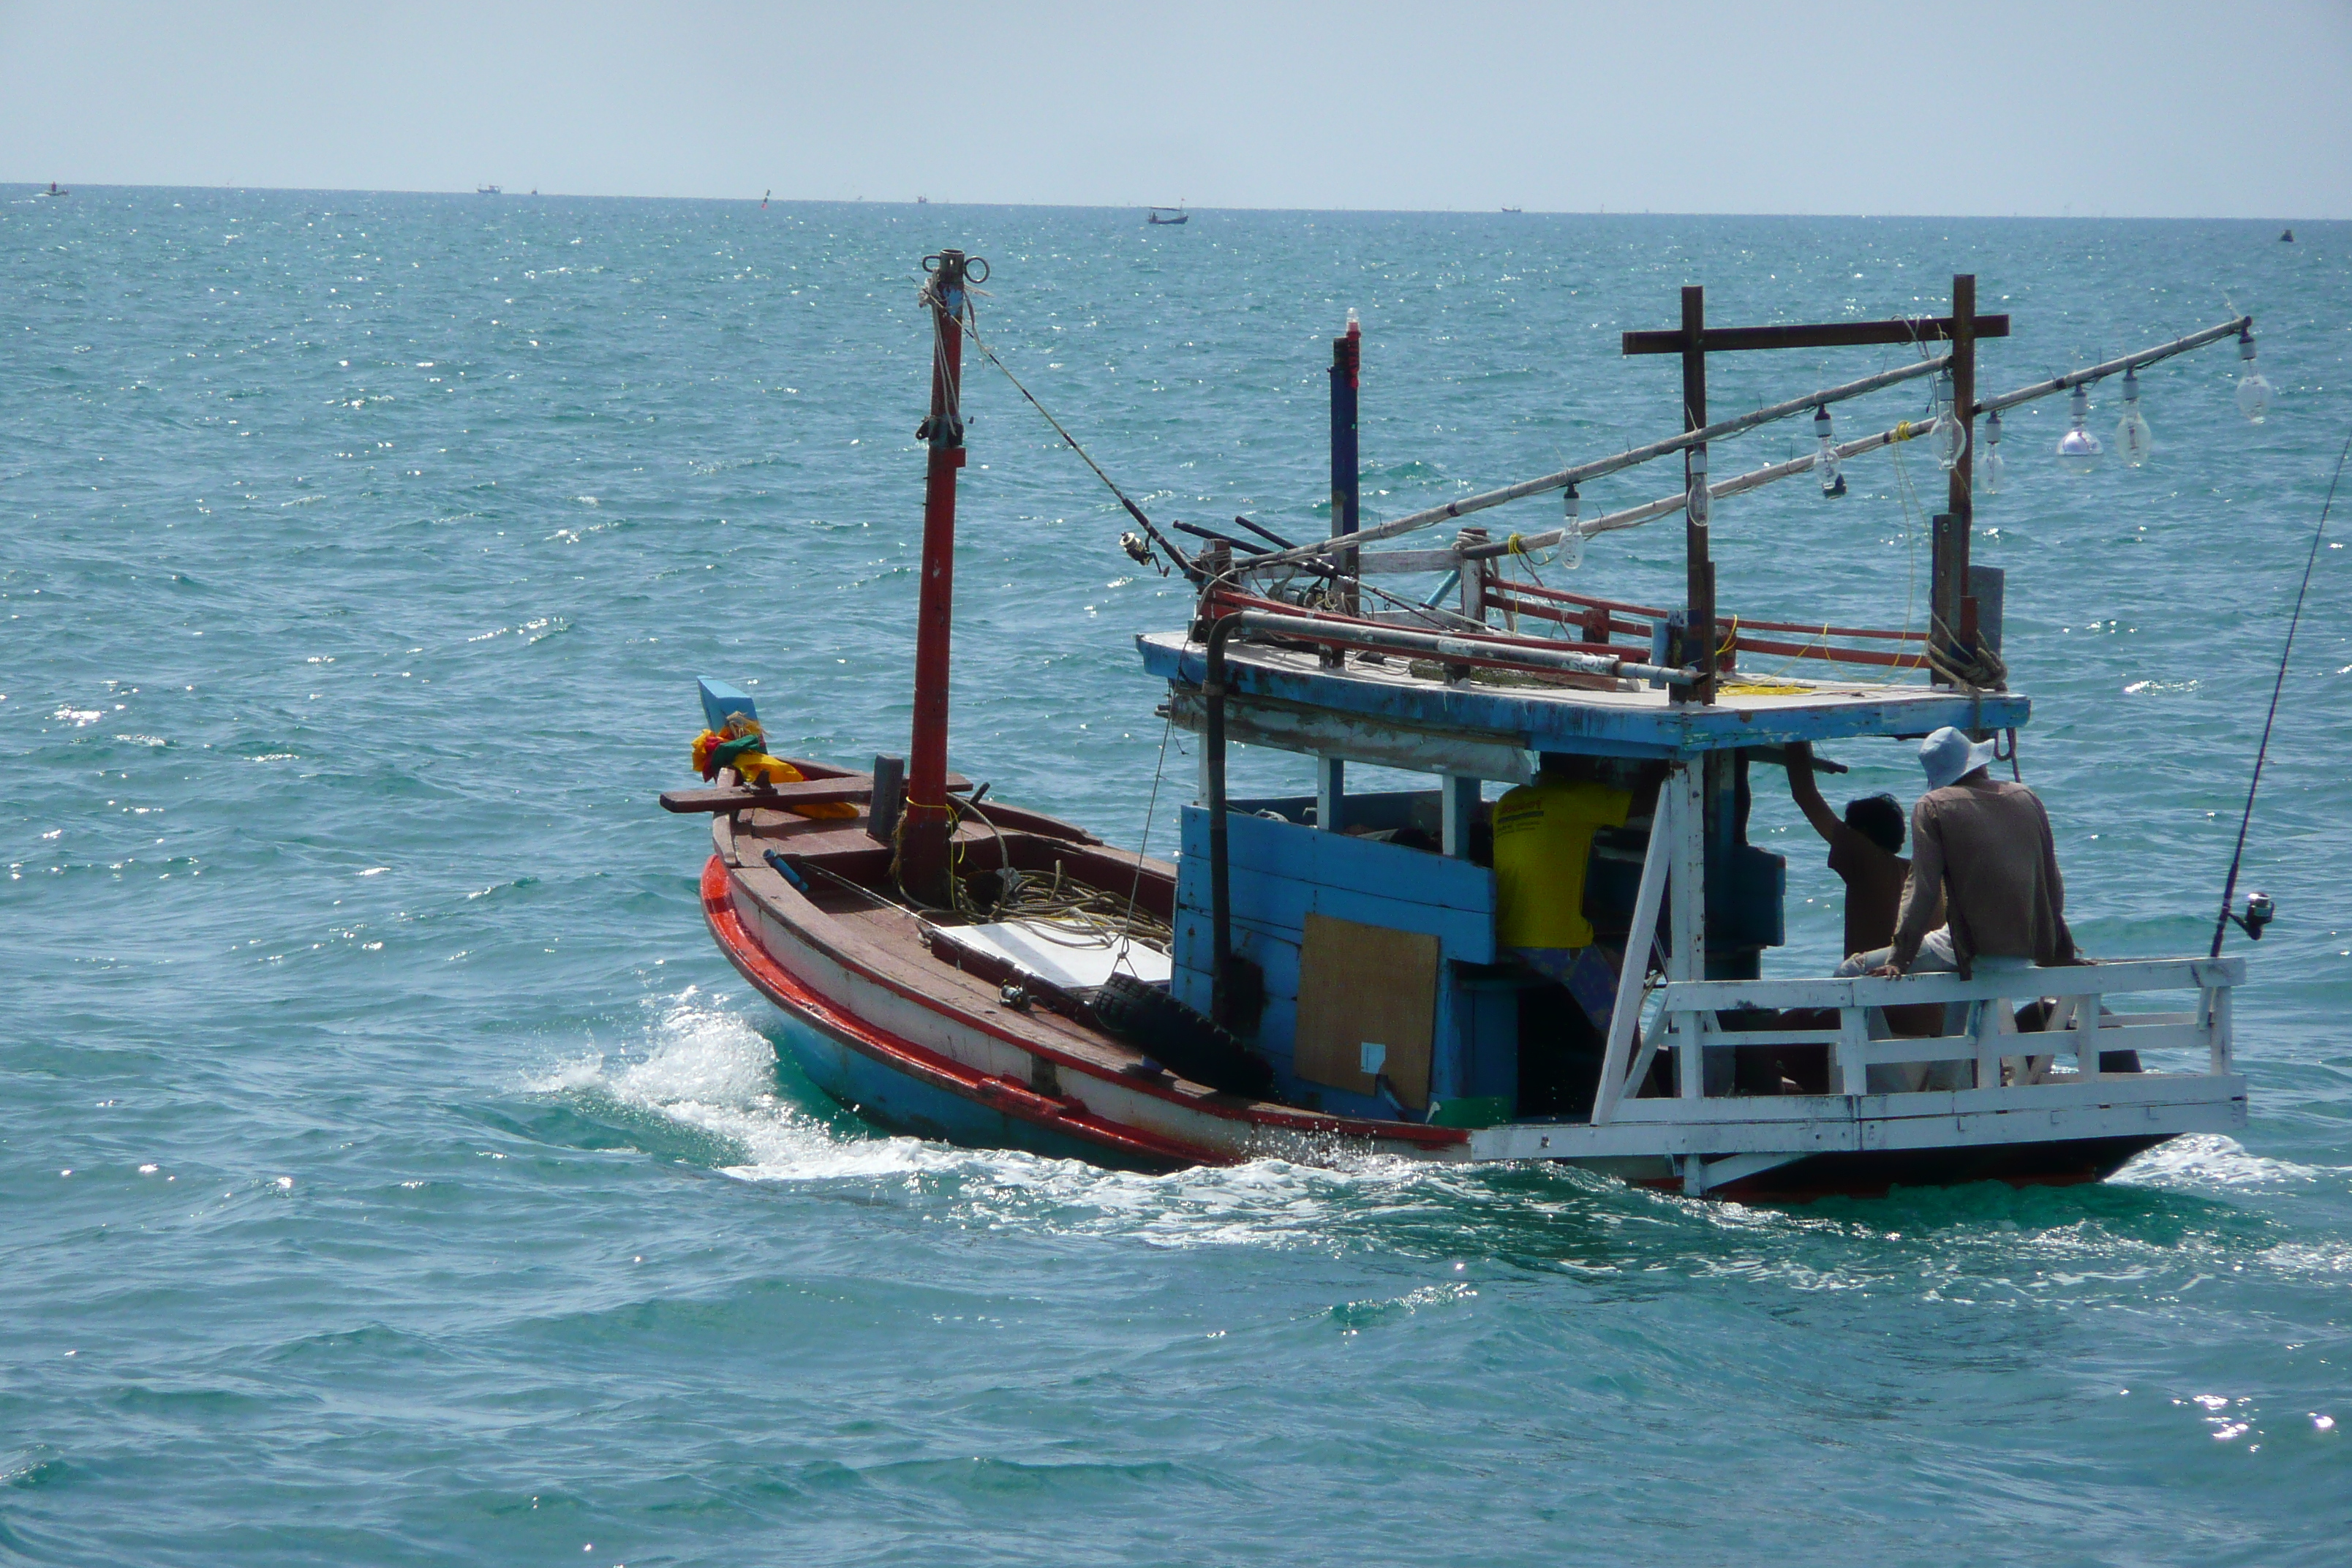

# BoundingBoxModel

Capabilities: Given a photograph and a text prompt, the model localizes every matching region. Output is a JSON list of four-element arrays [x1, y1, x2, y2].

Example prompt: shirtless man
[[1783, 741, 1929, 962]]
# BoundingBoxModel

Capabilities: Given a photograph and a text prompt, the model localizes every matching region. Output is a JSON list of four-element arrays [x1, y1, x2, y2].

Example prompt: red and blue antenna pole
[[902, 249, 977, 902]]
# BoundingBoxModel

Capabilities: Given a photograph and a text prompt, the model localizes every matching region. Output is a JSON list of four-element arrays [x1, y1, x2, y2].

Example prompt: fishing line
[[1112, 709, 1180, 978], [956, 308, 1194, 577], [2209, 425, 2352, 958]]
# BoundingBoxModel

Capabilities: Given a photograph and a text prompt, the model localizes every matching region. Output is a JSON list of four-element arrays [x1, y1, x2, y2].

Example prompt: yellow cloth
[[1492, 776, 1632, 949], [688, 725, 858, 821], [740, 753, 859, 820]]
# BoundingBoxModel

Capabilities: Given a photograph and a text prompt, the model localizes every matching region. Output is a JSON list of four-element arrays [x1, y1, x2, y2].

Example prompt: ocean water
[[4, 188, 2348, 1565]]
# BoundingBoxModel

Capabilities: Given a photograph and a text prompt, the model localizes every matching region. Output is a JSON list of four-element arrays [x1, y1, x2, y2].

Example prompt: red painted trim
[[703, 857, 1223, 1169], [716, 857, 1469, 1152]]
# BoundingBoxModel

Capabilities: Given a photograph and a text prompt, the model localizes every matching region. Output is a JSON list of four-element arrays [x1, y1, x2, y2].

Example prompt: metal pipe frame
[[1221, 608, 1696, 685], [1246, 314, 2251, 574], [1237, 353, 1954, 571]]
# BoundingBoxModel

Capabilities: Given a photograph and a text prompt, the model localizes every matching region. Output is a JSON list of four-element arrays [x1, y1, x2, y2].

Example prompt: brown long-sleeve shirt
[[1891, 774, 2076, 977]]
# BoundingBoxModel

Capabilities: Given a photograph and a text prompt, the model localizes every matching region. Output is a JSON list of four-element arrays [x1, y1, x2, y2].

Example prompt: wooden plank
[[1294, 913, 1439, 1109], [663, 769, 971, 815], [1622, 316, 2012, 355], [1180, 805, 1496, 919], [1163, 687, 1534, 783], [1174, 912, 1305, 1003], [1176, 864, 1496, 965], [1656, 957, 2242, 1012]]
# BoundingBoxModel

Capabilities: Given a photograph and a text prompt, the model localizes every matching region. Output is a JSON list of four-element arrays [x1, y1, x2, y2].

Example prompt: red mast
[[900, 250, 976, 902]]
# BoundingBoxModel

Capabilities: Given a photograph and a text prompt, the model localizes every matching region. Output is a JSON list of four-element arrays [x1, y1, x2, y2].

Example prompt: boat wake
[[531, 989, 957, 1181], [2114, 1132, 2324, 1190], [532, 992, 2334, 1277], [532, 990, 1607, 1244]]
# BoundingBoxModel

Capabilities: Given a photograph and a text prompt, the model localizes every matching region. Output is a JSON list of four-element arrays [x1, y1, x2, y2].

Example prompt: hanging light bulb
[[1560, 482, 1583, 569], [2056, 382, 2103, 475], [1814, 405, 1847, 497], [2114, 365, 2154, 467], [1929, 370, 1964, 471], [1976, 409, 2005, 494], [1686, 448, 1711, 525], [2236, 328, 2273, 423]]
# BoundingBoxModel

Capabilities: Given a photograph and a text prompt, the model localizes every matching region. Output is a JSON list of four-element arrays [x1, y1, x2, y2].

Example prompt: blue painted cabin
[[1142, 628, 2032, 1125]]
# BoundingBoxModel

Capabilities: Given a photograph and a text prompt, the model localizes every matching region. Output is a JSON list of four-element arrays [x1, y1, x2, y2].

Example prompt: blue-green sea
[[5, 188, 2348, 1565]]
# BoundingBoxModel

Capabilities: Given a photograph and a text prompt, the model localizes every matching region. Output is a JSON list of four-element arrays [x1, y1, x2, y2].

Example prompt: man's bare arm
[[1784, 742, 1842, 844]]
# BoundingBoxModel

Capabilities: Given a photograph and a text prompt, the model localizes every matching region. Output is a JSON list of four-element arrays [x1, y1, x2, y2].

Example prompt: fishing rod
[[2209, 426, 2352, 957]]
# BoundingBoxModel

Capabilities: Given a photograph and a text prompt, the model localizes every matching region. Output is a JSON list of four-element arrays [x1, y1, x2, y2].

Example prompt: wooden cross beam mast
[[1622, 282, 2008, 701], [1623, 313, 2010, 355]]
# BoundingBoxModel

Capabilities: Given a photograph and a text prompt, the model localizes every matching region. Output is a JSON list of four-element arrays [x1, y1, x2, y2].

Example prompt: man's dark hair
[[1844, 794, 1905, 856]]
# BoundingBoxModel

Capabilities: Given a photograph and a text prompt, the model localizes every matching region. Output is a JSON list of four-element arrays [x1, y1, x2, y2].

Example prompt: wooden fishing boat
[[669, 251, 2261, 1200], [1147, 205, 1188, 225]]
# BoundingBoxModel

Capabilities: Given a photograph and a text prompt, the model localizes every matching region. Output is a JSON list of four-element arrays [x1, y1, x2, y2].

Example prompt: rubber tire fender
[[1090, 973, 1275, 1099]]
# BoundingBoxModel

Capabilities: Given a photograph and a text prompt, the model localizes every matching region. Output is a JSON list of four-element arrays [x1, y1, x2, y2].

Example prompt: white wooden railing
[[1593, 955, 2242, 1119]]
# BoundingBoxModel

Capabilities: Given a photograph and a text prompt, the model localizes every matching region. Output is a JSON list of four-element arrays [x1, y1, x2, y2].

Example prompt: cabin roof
[[1137, 630, 2029, 761]]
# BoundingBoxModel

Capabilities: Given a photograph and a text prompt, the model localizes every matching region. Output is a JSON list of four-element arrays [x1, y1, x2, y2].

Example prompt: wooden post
[[1456, 527, 1490, 631], [867, 753, 905, 845], [1679, 286, 1714, 705], [1316, 755, 1346, 832], [1440, 774, 1478, 859], [1331, 313, 1362, 614], [902, 250, 970, 902], [1946, 272, 1975, 598], [1930, 274, 1977, 686]]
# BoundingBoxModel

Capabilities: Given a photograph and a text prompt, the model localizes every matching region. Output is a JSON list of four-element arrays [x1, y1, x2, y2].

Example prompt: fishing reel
[[2226, 889, 2277, 941], [1120, 530, 1157, 569]]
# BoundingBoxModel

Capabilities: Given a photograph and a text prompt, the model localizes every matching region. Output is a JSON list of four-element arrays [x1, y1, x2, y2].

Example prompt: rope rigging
[[954, 305, 1196, 581]]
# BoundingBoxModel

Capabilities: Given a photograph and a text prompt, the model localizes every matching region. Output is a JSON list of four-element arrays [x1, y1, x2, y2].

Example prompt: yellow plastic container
[[1492, 776, 1631, 950]]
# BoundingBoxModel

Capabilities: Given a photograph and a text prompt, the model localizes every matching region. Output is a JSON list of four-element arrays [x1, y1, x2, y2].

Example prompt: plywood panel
[[1294, 913, 1439, 1109]]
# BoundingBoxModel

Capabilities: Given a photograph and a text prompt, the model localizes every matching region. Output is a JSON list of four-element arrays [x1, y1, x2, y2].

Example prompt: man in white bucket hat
[[1880, 725, 2075, 981], [1828, 728, 2076, 1090]]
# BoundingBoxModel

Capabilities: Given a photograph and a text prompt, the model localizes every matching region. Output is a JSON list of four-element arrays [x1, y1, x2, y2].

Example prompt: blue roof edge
[[1136, 632, 2031, 760]]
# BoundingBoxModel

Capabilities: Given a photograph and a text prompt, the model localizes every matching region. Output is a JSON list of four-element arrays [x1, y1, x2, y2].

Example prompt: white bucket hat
[[1919, 726, 1999, 791]]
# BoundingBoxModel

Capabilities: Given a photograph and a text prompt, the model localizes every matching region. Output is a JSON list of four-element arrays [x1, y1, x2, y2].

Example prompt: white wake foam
[[535, 990, 960, 1181], [2114, 1132, 2324, 1190], [536, 992, 1633, 1248]]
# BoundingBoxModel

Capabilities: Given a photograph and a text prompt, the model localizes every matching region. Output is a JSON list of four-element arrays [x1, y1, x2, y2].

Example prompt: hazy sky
[[4, 1, 2347, 217]]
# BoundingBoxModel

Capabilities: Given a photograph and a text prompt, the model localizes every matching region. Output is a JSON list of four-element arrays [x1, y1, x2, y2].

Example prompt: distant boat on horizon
[[1501, 206, 1523, 214], [478, 184, 501, 196], [42, 181, 68, 197], [2280, 227, 2294, 242], [1147, 203, 1188, 225]]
